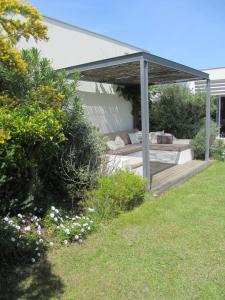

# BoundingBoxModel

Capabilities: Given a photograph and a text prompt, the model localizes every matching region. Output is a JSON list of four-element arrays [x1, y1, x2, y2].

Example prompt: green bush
[[211, 139, 225, 161], [191, 121, 217, 159], [150, 85, 217, 139], [85, 170, 146, 220]]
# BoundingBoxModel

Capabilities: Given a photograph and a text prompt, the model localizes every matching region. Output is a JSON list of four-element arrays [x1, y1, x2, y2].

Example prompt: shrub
[[191, 120, 217, 159], [85, 170, 146, 220], [150, 85, 217, 139], [211, 139, 225, 161], [0, 211, 45, 267], [44, 206, 96, 245]]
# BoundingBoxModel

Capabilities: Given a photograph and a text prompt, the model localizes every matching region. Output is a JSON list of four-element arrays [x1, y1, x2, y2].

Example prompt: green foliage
[[0, 48, 86, 214], [211, 139, 225, 161], [0, 213, 45, 267], [150, 84, 217, 138], [85, 170, 146, 220], [191, 121, 217, 159], [43, 206, 96, 245]]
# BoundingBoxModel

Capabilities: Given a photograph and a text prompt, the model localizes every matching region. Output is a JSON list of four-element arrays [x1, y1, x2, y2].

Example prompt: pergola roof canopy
[[64, 51, 209, 85]]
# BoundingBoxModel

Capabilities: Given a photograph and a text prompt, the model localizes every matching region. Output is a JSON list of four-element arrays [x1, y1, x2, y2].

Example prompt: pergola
[[64, 51, 210, 189]]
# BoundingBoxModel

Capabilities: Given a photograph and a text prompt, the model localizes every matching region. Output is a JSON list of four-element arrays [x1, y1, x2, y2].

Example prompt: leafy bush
[[0, 206, 96, 267], [191, 121, 217, 159], [150, 85, 217, 139], [211, 139, 225, 161], [0, 211, 45, 267], [85, 170, 146, 220]]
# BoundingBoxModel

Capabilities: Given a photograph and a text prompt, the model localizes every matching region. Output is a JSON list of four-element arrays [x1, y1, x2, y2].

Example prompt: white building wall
[[192, 67, 225, 96], [18, 17, 140, 133]]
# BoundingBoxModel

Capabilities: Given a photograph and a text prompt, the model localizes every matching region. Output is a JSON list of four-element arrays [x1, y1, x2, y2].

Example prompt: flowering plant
[[0, 210, 44, 265], [44, 206, 95, 245]]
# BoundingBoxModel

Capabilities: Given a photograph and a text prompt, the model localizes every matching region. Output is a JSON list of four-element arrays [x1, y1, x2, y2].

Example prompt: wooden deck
[[151, 160, 213, 195]]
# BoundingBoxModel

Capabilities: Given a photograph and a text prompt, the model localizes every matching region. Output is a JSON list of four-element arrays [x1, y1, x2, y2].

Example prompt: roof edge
[[43, 15, 145, 53]]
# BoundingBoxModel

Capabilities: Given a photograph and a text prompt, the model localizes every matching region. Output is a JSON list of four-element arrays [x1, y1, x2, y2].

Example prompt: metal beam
[[61, 51, 209, 81], [205, 79, 211, 160], [218, 96, 221, 137], [140, 58, 150, 189]]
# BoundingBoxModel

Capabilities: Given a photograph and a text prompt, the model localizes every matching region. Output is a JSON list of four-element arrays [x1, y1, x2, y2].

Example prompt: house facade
[[18, 16, 144, 134], [190, 67, 225, 137]]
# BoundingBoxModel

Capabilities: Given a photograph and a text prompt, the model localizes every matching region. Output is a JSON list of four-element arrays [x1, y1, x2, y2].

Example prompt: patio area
[[63, 51, 211, 189]]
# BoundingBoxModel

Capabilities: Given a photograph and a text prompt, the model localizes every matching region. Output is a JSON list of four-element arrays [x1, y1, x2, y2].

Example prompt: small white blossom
[[87, 207, 95, 213], [79, 239, 83, 243], [55, 209, 59, 214], [87, 227, 91, 230], [11, 237, 16, 242], [64, 240, 68, 245], [75, 235, 79, 240], [31, 258, 36, 263], [54, 217, 58, 222], [17, 213, 23, 219], [50, 213, 55, 218], [51, 206, 55, 211], [81, 228, 85, 233], [24, 226, 31, 232], [4, 217, 9, 222], [65, 228, 70, 234], [49, 242, 54, 246], [37, 253, 41, 257]]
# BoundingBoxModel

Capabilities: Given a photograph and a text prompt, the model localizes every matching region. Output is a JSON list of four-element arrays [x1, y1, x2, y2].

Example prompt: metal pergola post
[[218, 95, 221, 137], [205, 79, 211, 160], [140, 58, 150, 189]]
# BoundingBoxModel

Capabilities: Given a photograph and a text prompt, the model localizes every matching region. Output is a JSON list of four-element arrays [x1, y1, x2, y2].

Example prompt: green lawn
[[5, 162, 225, 299]]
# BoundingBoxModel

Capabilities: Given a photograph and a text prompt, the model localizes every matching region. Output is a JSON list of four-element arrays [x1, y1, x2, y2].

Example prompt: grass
[[4, 161, 225, 299]]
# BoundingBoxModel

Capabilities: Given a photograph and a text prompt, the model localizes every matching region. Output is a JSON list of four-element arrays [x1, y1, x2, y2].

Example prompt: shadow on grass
[[0, 253, 64, 300]]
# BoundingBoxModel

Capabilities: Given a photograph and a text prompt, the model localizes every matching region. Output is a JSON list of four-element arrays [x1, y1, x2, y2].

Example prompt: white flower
[[15, 225, 20, 230], [81, 228, 85, 233], [34, 207, 37, 211], [31, 258, 36, 263], [39, 238, 43, 243], [64, 240, 68, 245], [87, 207, 95, 213], [75, 235, 79, 240], [54, 217, 58, 222], [11, 237, 16, 242], [37, 252, 41, 257], [22, 220, 26, 224], [79, 239, 83, 243], [17, 213, 23, 218], [90, 220, 93, 224], [60, 224, 65, 228], [73, 223, 81, 227], [36, 241, 39, 245], [35, 247, 39, 251], [4, 217, 9, 222], [24, 226, 31, 232], [50, 213, 55, 218], [83, 223, 88, 227], [49, 242, 54, 246], [57, 225, 60, 229], [65, 228, 70, 234], [37, 230, 41, 235], [55, 209, 59, 214], [87, 227, 91, 230], [51, 206, 55, 211]]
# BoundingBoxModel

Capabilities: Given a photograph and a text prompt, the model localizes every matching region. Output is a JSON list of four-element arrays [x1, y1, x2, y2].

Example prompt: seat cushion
[[107, 144, 143, 155]]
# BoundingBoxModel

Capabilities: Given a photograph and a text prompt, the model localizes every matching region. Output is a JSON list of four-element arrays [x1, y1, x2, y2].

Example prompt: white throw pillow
[[106, 136, 125, 150], [128, 132, 140, 144], [149, 131, 164, 144], [115, 136, 125, 148], [106, 140, 119, 150]]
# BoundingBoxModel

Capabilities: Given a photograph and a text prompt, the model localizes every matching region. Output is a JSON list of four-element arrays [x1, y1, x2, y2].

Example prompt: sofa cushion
[[107, 144, 143, 155], [128, 132, 140, 144], [103, 129, 138, 145]]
